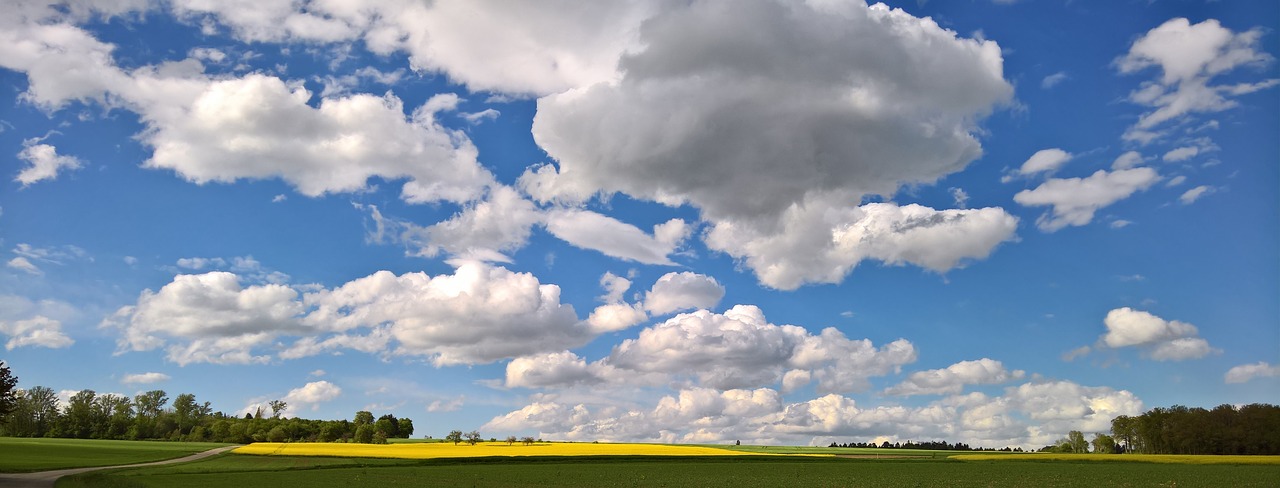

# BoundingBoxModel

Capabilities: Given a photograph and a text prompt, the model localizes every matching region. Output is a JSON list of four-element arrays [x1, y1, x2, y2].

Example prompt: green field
[[58, 451, 1280, 487], [0, 437, 230, 472]]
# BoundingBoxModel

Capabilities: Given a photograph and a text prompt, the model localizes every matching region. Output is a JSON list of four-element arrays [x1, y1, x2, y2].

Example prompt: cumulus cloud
[[884, 358, 1025, 396], [16, 140, 82, 186], [1224, 362, 1280, 384], [121, 372, 171, 385], [300, 262, 587, 366], [510, 305, 916, 393], [1017, 148, 1073, 176], [643, 272, 725, 316], [0, 20, 494, 205], [544, 210, 690, 265], [1116, 18, 1278, 143], [383, 186, 543, 261], [706, 202, 1018, 290], [1162, 146, 1200, 162], [484, 379, 1141, 448], [1098, 307, 1217, 361], [0, 315, 74, 350], [1014, 168, 1159, 232], [282, 380, 342, 412], [105, 261, 595, 366]]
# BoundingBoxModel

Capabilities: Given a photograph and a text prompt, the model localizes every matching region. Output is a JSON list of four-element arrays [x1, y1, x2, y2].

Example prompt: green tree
[[0, 361, 16, 423], [1091, 433, 1117, 454], [269, 400, 288, 419], [1067, 430, 1089, 453], [266, 425, 288, 442], [354, 424, 375, 444], [372, 430, 388, 444], [24, 386, 60, 437], [375, 414, 399, 438], [464, 430, 481, 445], [397, 417, 414, 438], [61, 389, 96, 438], [505, 435, 517, 445], [354, 410, 374, 426], [95, 394, 132, 440], [446, 430, 463, 445]]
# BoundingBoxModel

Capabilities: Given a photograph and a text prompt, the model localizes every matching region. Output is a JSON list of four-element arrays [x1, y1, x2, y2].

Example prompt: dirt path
[[0, 445, 237, 488]]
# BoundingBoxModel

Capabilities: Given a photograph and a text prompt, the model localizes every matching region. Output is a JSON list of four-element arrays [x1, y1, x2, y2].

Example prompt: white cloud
[[301, 262, 588, 366], [515, 305, 917, 393], [1014, 167, 1160, 232], [1017, 148, 1073, 176], [1116, 18, 1278, 143], [427, 397, 465, 413], [544, 210, 689, 265], [949, 188, 970, 209], [1179, 185, 1214, 205], [1099, 307, 1218, 361], [1224, 362, 1280, 384], [1041, 72, 1068, 89], [282, 380, 342, 412], [16, 140, 82, 186], [1162, 146, 1199, 162], [884, 359, 1025, 396], [706, 202, 1018, 290], [0, 21, 494, 205], [397, 186, 543, 261], [6, 257, 41, 275], [643, 272, 725, 316], [1111, 151, 1144, 170], [121, 372, 171, 385], [483, 379, 1141, 449], [1165, 175, 1187, 187], [0, 315, 74, 350]]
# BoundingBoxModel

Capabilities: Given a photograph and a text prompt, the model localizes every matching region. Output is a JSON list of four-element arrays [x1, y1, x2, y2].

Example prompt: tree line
[[0, 362, 418, 444], [1109, 403, 1280, 455], [827, 440, 1025, 452]]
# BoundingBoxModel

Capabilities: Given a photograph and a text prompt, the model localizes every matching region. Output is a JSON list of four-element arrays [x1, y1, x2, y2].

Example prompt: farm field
[[0, 437, 230, 473], [234, 440, 765, 459], [56, 443, 1280, 487]]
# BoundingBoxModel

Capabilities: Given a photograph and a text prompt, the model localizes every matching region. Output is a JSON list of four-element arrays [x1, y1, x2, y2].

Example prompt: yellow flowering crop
[[952, 453, 1280, 465], [235, 442, 756, 460]]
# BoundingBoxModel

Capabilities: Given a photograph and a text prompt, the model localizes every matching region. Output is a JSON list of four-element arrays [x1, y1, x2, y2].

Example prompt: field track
[[0, 445, 236, 488]]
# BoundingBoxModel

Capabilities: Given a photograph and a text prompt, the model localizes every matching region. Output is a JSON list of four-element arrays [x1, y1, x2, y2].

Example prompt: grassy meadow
[[0, 437, 230, 472], [41, 441, 1280, 487]]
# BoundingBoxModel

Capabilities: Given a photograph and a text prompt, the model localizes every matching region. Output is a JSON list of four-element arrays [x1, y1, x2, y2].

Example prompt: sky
[[0, 0, 1276, 449]]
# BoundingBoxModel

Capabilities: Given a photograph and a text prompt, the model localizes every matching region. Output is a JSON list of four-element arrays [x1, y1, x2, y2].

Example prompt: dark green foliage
[[0, 361, 16, 423], [354, 424, 375, 444], [1112, 404, 1280, 455]]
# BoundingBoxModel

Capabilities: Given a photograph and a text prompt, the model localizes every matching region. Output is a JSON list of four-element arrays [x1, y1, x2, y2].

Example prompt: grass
[[58, 452, 1280, 487], [0, 437, 230, 473], [953, 453, 1280, 465]]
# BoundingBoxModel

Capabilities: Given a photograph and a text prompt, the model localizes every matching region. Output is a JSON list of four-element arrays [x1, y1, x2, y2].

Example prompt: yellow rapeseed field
[[235, 442, 755, 460], [951, 453, 1280, 465]]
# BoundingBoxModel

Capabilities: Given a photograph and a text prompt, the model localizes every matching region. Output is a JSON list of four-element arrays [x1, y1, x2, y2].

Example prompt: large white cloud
[[0, 18, 494, 205], [1013, 168, 1160, 232], [884, 358, 1025, 397], [643, 272, 725, 316], [281, 380, 343, 413], [1, 315, 74, 350], [706, 202, 1018, 290], [105, 262, 598, 366], [1116, 18, 1278, 144], [1098, 307, 1217, 361], [508, 305, 916, 393], [300, 262, 588, 366], [1224, 362, 1280, 384], [484, 379, 1141, 449]]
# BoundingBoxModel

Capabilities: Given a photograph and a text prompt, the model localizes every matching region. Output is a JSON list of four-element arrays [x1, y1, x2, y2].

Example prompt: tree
[[1091, 433, 1117, 454], [269, 400, 288, 419], [397, 417, 414, 438], [1067, 430, 1089, 453], [354, 424, 375, 444], [24, 386, 60, 437], [465, 430, 481, 445], [506, 435, 517, 445], [446, 430, 463, 445], [372, 431, 388, 444], [0, 361, 16, 423], [521, 436, 535, 446], [375, 414, 399, 438], [354, 410, 374, 426], [61, 389, 96, 438]]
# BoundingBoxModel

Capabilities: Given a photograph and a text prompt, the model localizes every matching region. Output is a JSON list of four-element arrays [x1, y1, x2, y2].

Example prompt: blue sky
[[0, 0, 1276, 448]]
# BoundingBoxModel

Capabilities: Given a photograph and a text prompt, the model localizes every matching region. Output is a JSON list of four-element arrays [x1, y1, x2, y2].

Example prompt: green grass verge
[[0, 437, 231, 472], [58, 452, 1280, 487]]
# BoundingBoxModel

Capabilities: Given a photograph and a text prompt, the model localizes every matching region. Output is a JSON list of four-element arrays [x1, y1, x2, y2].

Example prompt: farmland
[[0, 437, 230, 472], [49, 441, 1280, 487]]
